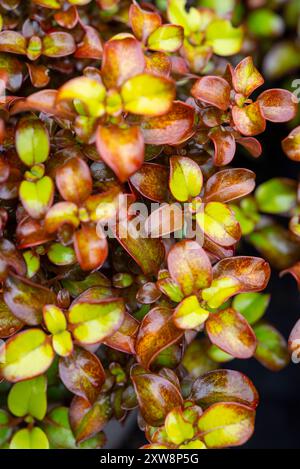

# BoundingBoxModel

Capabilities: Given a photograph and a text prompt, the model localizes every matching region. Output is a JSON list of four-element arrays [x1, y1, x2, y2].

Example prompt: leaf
[[173, 295, 209, 330], [54, 6, 79, 29], [282, 126, 300, 161], [247, 8, 284, 38], [209, 128, 236, 166], [257, 89, 298, 123], [0, 238, 26, 281], [0, 329, 54, 382], [129, 1, 162, 42], [67, 298, 125, 345], [26, 63, 50, 89], [232, 57, 264, 97], [255, 178, 297, 214], [42, 32, 76, 57], [56, 77, 106, 117], [167, 0, 203, 35], [101, 36, 145, 89], [55, 156, 92, 204], [165, 408, 194, 445], [96, 125, 144, 182], [74, 224, 108, 271], [232, 102, 266, 136], [8, 375, 47, 420], [69, 394, 112, 443], [62, 272, 111, 297], [191, 369, 259, 409], [169, 156, 203, 202], [253, 322, 289, 371], [74, 26, 102, 60], [135, 307, 183, 369], [206, 20, 243, 56], [15, 117, 50, 166], [237, 137, 262, 158], [144, 203, 184, 238], [104, 311, 139, 354], [43, 407, 77, 449], [0, 410, 12, 447], [141, 101, 195, 145], [43, 305, 67, 335], [145, 51, 171, 77], [196, 202, 241, 247], [191, 76, 231, 111], [0, 53, 23, 92], [167, 240, 212, 296], [59, 347, 105, 404], [114, 219, 165, 275], [19, 176, 54, 220], [205, 308, 257, 359], [121, 73, 175, 116], [47, 243, 76, 266], [232, 293, 270, 325], [0, 295, 23, 338], [205, 168, 256, 203], [10, 428, 49, 449], [148, 25, 183, 53], [198, 402, 255, 448], [0, 31, 26, 54], [44, 202, 79, 234], [130, 163, 169, 202], [131, 364, 183, 426], [289, 319, 300, 361], [4, 273, 56, 325], [52, 331, 73, 358]]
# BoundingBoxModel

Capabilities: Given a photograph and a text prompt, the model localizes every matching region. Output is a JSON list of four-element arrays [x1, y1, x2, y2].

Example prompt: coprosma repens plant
[[0, 0, 298, 450]]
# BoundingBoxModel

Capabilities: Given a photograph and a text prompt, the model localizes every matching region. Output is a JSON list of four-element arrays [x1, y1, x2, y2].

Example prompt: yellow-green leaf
[[10, 427, 49, 449], [56, 77, 106, 117], [15, 117, 50, 167], [173, 295, 209, 330], [169, 156, 203, 202], [43, 305, 67, 335], [165, 407, 194, 445], [196, 202, 241, 247], [19, 176, 54, 220], [206, 20, 243, 56], [147, 25, 184, 53], [52, 330, 73, 357], [8, 375, 47, 420]]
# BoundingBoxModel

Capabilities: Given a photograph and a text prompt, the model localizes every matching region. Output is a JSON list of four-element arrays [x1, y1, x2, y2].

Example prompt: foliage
[[0, 0, 298, 450]]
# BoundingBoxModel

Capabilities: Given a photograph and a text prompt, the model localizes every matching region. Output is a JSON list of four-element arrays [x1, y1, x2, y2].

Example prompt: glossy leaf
[[191, 369, 259, 409], [254, 322, 289, 371], [206, 19, 243, 56], [96, 125, 144, 182], [74, 224, 108, 272], [173, 295, 209, 330], [47, 243, 76, 266], [135, 307, 183, 369], [209, 128, 236, 166], [0, 31, 26, 55], [52, 331, 73, 358], [232, 102, 266, 136], [169, 156, 203, 202], [121, 74, 175, 116], [0, 295, 23, 338], [44, 202, 79, 234], [10, 428, 49, 450], [59, 347, 105, 404], [104, 311, 139, 355], [192, 76, 230, 111], [148, 25, 183, 53], [0, 238, 26, 280], [68, 298, 125, 345], [56, 156, 92, 204], [131, 365, 183, 426], [56, 77, 106, 117], [15, 117, 50, 166], [130, 163, 169, 202], [198, 402, 255, 448], [0, 328, 54, 382], [205, 168, 256, 203], [75, 26, 102, 60], [196, 202, 241, 247], [258, 89, 298, 123], [20, 176, 54, 220], [233, 57, 264, 97], [129, 1, 161, 42], [205, 308, 257, 359], [282, 126, 300, 162], [255, 178, 297, 214], [232, 293, 270, 325], [8, 375, 47, 420], [43, 305, 67, 335], [165, 407, 194, 445], [42, 32, 76, 58]]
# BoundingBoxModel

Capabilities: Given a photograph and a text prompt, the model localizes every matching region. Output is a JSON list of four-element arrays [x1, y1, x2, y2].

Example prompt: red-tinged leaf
[[44, 202, 79, 234], [26, 63, 50, 89], [282, 126, 300, 161], [104, 311, 139, 354], [0, 54, 23, 93], [135, 307, 183, 369], [232, 102, 266, 136], [209, 128, 236, 166], [197, 402, 255, 448], [129, 1, 162, 42], [96, 125, 144, 182], [213, 256, 271, 292], [136, 282, 161, 305], [191, 76, 231, 111], [0, 294, 23, 339], [169, 156, 203, 202], [75, 26, 103, 60], [141, 101, 195, 145], [203, 237, 235, 263], [59, 347, 105, 404], [74, 224, 108, 271], [258, 89, 298, 123], [4, 273, 56, 325], [69, 394, 112, 444], [196, 202, 241, 247], [237, 137, 262, 158], [101, 36, 145, 89], [0, 31, 26, 55], [167, 240, 212, 296], [289, 319, 300, 361], [56, 157, 92, 204], [280, 262, 300, 289], [144, 203, 184, 238], [114, 219, 165, 275], [16, 217, 54, 249], [0, 239, 26, 281], [147, 25, 184, 53], [54, 6, 79, 29], [173, 295, 209, 330], [42, 32, 76, 58], [232, 57, 264, 97], [129, 163, 169, 202], [131, 364, 183, 426], [205, 169, 256, 203], [205, 308, 257, 359], [145, 52, 171, 77], [191, 369, 259, 409]]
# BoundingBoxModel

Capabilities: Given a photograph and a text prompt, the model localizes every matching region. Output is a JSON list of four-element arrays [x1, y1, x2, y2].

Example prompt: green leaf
[[10, 427, 49, 449], [8, 375, 47, 420], [247, 9, 284, 38], [147, 25, 183, 53], [19, 176, 54, 220], [254, 322, 289, 371], [15, 117, 50, 166], [232, 293, 270, 325], [23, 250, 40, 279], [169, 156, 203, 202], [0, 410, 12, 446], [47, 243, 76, 266], [255, 178, 297, 214], [206, 20, 243, 56], [167, 0, 203, 34], [173, 295, 209, 330]]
